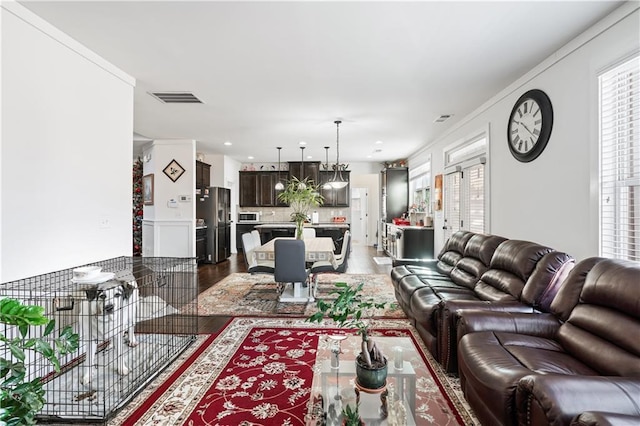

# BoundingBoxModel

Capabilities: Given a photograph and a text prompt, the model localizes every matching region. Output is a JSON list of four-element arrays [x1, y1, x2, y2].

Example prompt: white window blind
[[600, 55, 640, 261], [444, 171, 461, 240], [463, 164, 485, 233]]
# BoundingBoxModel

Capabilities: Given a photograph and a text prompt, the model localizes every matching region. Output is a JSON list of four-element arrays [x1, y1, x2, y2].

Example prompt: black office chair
[[274, 239, 312, 299]]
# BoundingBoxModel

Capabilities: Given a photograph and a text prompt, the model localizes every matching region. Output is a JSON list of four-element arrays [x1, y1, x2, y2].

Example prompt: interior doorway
[[350, 187, 369, 245]]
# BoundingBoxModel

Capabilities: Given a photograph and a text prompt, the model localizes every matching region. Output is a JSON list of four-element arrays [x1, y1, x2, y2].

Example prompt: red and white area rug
[[109, 318, 476, 425]]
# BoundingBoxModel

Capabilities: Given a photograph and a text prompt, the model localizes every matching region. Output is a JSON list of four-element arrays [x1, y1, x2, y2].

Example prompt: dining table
[[253, 237, 337, 302]]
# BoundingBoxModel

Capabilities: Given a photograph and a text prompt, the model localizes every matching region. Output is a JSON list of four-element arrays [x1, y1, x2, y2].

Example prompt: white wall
[[141, 139, 195, 257], [1, 3, 135, 282], [409, 4, 640, 261]]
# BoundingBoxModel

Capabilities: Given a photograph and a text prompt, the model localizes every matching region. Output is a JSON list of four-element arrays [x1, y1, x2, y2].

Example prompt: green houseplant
[[307, 282, 393, 390], [0, 298, 79, 425], [277, 176, 323, 239], [341, 403, 363, 426]]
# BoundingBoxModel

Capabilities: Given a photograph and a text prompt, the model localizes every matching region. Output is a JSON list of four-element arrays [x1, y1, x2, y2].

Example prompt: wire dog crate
[[0, 256, 198, 423]]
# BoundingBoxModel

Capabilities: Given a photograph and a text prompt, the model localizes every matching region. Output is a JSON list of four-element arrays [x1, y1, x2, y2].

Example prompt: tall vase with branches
[[277, 177, 323, 239]]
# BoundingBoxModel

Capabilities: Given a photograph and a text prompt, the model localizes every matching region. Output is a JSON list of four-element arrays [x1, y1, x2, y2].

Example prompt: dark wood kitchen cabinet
[[239, 171, 284, 207], [319, 170, 350, 207], [239, 172, 259, 206], [288, 161, 320, 184], [195, 160, 211, 189], [195, 227, 208, 263]]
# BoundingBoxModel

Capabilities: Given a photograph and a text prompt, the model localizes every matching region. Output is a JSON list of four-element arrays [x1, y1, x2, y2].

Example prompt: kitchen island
[[383, 223, 434, 264], [252, 223, 350, 254]]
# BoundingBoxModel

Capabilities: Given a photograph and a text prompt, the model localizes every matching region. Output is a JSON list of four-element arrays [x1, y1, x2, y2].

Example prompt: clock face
[[507, 89, 553, 162]]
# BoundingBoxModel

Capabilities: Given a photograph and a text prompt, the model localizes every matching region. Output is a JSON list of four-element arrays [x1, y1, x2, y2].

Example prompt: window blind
[[444, 171, 461, 240], [464, 164, 485, 233], [600, 55, 640, 261]]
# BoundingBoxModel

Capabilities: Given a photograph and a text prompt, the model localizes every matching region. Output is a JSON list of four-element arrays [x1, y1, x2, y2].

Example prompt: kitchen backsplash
[[238, 207, 350, 223]]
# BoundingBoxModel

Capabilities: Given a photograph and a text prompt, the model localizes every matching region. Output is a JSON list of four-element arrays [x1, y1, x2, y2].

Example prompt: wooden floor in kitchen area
[[195, 244, 393, 334]]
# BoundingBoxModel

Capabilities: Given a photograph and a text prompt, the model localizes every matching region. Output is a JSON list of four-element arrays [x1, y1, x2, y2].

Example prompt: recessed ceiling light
[[375, 140, 383, 144], [247, 156, 254, 160], [306, 155, 312, 159], [299, 141, 307, 145], [366, 155, 372, 158], [224, 141, 232, 146]]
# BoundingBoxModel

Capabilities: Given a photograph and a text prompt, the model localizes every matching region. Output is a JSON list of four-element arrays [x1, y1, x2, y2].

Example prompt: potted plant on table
[[0, 298, 79, 425], [277, 176, 323, 240], [307, 282, 392, 390]]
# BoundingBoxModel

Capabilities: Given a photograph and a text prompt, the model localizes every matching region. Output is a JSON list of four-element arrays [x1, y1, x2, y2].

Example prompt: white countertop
[[254, 223, 350, 228]]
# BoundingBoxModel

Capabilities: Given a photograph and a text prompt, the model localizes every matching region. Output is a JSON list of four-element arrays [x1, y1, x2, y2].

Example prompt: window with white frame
[[409, 159, 431, 214], [443, 133, 487, 240], [599, 54, 639, 262]]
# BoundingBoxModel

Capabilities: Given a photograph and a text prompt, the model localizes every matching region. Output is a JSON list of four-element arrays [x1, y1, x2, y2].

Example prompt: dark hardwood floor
[[194, 244, 392, 333]]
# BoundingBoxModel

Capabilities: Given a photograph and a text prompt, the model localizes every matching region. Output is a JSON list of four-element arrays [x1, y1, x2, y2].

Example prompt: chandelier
[[329, 120, 348, 189]]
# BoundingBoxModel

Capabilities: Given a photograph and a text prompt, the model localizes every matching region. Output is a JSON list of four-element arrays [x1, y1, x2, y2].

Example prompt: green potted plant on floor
[[0, 298, 79, 425], [277, 176, 323, 239], [307, 282, 392, 390]]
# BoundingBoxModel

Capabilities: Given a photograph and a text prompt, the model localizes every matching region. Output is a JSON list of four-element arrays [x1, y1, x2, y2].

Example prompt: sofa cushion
[[458, 331, 599, 425], [449, 234, 507, 289], [556, 258, 640, 376], [436, 231, 474, 275], [474, 240, 556, 302]]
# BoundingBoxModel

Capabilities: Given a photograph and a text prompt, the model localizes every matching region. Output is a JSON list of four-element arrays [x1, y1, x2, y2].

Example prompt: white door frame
[[351, 187, 369, 245]]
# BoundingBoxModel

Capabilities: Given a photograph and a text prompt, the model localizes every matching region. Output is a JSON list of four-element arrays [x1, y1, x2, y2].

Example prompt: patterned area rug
[[109, 317, 477, 425], [198, 273, 405, 317]]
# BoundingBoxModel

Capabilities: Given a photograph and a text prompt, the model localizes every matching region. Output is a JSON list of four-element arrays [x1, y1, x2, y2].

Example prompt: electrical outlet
[[99, 218, 110, 229]]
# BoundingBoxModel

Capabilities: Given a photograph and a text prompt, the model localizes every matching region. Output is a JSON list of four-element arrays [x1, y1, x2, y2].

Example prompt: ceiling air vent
[[434, 114, 453, 123], [150, 92, 203, 104]]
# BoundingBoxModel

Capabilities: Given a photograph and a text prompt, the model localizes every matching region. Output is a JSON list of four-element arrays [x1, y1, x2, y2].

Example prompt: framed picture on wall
[[143, 174, 154, 205]]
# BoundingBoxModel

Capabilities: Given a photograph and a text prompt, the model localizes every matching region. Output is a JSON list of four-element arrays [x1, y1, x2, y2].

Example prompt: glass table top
[[306, 334, 420, 426]]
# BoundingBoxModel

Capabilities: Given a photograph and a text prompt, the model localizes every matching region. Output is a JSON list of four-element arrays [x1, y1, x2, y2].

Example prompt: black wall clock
[[507, 89, 553, 162]]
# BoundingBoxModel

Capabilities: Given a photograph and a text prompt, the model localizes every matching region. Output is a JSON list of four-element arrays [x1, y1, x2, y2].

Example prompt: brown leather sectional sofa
[[390, 231, 574, 372], [457, 257, 640, 426], [389, 232, 640, 425]]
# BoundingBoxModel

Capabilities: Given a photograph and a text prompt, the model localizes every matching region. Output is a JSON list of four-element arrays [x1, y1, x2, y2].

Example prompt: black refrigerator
[[197, 187, 231, 263]]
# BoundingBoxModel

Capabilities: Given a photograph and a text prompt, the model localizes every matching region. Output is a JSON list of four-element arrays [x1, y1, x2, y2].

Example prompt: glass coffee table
[[306, 334, 419, 425]]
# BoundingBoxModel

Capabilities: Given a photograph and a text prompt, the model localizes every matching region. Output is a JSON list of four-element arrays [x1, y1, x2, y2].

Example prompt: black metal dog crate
[[0, 257, 198, 423]]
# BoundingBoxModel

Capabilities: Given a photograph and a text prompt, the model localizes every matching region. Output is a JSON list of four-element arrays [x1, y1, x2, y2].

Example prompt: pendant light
[[298, 146, 307, 189], [322, 146, 332, 190], [329, 120, 348, 189], [274, 147, 284, 190]]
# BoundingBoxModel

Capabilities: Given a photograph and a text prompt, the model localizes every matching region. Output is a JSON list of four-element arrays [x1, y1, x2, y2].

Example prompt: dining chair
[[250, 229, 262, 247], [311, 230, 351, 274], [274, 239, 311, 297], [242, 232, 274, 274], [302, 228, 316, 239]]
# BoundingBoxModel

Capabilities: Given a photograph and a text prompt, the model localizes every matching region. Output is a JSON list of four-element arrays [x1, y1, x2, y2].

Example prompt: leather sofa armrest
[[440, 300, 537, 372], [517, 375, 640, 426], [571, 411, 640, 426], [456, 310, 559, 343]]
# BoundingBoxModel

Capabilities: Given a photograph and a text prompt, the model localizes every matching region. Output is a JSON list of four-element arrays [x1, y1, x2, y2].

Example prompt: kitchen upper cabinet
[[288, 161, 320, 185], [319, 170, 350, 207], [195, 161, 211, 189], [239, 172, 259, 206], [259, 172, 277, 207], [239, 171, 284, 207]]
